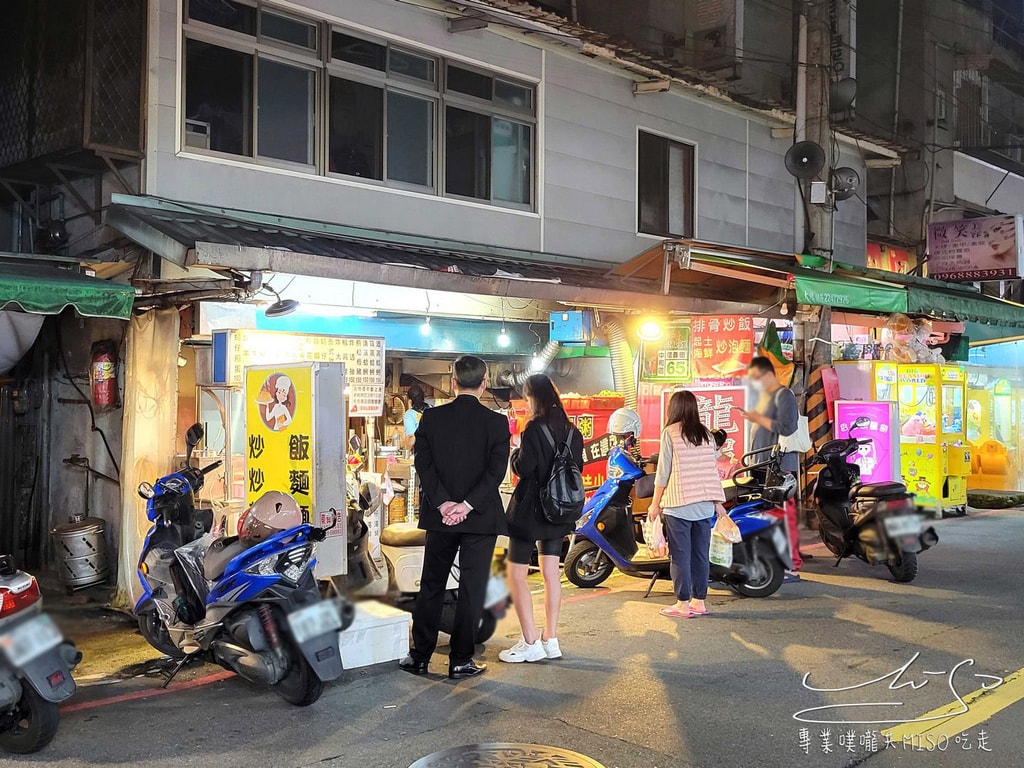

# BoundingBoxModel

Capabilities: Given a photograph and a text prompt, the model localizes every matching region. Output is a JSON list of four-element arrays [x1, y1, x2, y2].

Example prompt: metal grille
[[86, 0, 144, 153], [0, 0, 86, 169]]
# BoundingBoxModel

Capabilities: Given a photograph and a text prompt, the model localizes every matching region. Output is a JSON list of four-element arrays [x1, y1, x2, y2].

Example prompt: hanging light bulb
[[780, 301, 789, 316], [530, 354, 545, 372], [420, 317, 431, 336], [637, 319, 663, 342], [498, 326, 510, 348]]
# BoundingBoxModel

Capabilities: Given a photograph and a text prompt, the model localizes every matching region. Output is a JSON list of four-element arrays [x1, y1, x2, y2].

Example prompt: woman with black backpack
[[501, 374, 584, 664]]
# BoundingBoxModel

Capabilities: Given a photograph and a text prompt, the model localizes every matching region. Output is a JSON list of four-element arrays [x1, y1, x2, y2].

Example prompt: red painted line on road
[[562, 583, 634, 604], [61, 671, 235, 714]]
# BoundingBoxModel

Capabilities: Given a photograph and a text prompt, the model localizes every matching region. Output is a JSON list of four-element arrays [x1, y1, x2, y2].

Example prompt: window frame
[[180, 3, 538, 211], [635, 128, 697, 240]]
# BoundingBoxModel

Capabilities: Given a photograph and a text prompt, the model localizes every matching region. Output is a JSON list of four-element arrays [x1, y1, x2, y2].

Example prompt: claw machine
[[833, 361, 970, 516]]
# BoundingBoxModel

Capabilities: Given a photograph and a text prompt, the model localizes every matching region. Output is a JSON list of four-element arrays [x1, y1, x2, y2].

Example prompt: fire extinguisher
[[90, 340, 120, 413]]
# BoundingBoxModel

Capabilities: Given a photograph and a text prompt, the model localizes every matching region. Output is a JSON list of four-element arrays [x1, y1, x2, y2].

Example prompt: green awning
[[907, 286, 1024, 329], [795, 274, 908, 314], [0, 263, 135, 320]]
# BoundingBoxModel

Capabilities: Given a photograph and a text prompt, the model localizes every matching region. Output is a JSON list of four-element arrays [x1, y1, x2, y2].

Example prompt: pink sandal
[[659, 607, 693, 618]]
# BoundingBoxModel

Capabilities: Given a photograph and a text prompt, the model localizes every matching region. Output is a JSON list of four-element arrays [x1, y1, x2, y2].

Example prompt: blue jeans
[[662, 515, 713, 601]]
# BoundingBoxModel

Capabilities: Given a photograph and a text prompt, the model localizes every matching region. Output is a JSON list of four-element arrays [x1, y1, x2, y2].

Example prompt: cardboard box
[[339, 600, 410, 669]]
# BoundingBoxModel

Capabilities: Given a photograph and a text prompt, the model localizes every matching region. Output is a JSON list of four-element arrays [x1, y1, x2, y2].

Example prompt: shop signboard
[[867, 242, 916, 275], [580, 433, 629, 490], [659, 386, 748, 463], [835, 401, 899, 484], [640, 320, 692, 383], [690, 315, 755, 379], [926, 214, 1024, 282], [214, 329, 385, 417], [245, 363, 347, 577]]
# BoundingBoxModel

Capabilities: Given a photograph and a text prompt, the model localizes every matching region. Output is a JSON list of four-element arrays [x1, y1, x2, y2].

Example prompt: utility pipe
[[888, 0, 905, 238]]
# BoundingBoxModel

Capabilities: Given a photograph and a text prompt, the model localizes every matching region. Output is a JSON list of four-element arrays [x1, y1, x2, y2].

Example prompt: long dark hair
[[665, 390, 711, 446], [523, 374, 567, 424]]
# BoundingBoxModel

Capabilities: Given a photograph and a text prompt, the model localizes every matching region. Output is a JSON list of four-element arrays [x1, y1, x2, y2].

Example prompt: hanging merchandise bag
[[714, 514, 742, 543]]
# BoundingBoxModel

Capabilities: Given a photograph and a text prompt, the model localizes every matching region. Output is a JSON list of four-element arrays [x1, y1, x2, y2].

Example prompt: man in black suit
[[399, 356, 510, 680]]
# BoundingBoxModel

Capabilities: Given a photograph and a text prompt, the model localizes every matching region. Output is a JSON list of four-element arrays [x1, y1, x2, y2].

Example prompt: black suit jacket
[[414, 395, 511, 535]]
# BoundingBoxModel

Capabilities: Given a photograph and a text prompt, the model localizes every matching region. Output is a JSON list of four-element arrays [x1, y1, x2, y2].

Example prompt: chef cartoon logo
[[255, 373, 296, 432]]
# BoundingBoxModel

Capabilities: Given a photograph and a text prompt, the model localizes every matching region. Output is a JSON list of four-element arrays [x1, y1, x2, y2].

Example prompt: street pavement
[[13, 508, 1024, 768]]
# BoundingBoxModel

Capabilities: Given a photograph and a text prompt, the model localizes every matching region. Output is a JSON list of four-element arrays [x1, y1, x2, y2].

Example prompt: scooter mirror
[[185, 423, 205, 448]]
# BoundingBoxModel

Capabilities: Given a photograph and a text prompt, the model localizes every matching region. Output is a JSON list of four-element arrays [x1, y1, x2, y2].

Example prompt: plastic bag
[[644, 518, 669, 558], [709, 532, 733, 567], [714, 514, 742, 543]]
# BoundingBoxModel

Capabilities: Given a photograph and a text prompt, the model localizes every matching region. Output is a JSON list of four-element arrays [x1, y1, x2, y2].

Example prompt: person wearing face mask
[[738, 356, 803, 580]]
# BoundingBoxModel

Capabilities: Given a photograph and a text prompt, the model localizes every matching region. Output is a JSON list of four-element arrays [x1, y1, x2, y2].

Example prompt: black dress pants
[[410, 530, 497, 665]]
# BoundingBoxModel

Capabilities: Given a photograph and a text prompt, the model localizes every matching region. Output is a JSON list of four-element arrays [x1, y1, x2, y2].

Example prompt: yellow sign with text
[[246, 365, 315, 523]]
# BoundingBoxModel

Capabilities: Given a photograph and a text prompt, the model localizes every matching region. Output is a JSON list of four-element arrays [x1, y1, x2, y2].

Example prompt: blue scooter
[[134, 423, 356, 706], [563, 444, 793, 598]]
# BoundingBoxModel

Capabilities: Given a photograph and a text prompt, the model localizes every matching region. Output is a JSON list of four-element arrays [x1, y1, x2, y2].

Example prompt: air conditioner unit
[[184, 119, 211, 150]]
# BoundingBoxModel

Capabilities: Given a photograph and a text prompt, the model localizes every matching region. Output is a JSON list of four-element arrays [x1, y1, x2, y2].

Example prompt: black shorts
[[507, 537, 563, 565]]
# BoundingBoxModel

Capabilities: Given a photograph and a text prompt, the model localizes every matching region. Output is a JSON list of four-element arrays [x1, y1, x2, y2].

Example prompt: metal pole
[[888, 0, 905, 238]]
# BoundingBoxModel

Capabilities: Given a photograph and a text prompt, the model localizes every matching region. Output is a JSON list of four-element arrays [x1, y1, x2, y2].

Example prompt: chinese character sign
[[690, 315, 755, 379], [927, 215, 1023, 282], [641, 320, 692, 383], [835, 401, 898, 484], [690, 388, 748, 461], [245, 363, 348, 577]]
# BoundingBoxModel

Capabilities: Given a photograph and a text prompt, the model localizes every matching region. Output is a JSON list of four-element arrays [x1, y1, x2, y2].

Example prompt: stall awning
[[0, 262, 135, 319], [106, 195, 769, 314], [795, 274, 908, 314], [906, 286, 1024, 329]]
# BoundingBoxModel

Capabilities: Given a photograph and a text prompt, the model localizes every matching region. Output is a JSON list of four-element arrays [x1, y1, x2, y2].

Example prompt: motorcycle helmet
[[608, 408, 642, 438], [240, 491, 303, 546]]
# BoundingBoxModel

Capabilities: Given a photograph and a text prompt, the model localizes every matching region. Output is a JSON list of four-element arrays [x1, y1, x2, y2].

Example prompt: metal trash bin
[[51, 514, 109, 590]]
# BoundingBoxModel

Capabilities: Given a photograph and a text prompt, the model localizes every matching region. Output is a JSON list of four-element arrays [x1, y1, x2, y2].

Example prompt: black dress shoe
[[449, 660, 487, 680], [399, 656, 429, 676]]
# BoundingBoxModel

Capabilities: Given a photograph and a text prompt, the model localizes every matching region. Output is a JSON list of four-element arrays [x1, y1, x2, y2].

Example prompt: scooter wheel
[[887, 551, 918, 583], [733, 544, 785, 598], [476, 611, 498, 644], [137, 603, 186, 659], [0, 685, 60, 754], [564, 541, 613, 588]]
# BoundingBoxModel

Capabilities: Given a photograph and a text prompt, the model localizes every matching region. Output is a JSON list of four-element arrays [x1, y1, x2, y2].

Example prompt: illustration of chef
[[256, 373, 295, 431]]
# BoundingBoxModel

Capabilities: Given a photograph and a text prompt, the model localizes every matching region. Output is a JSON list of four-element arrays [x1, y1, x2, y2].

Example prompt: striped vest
[[661, 425, 726, 508]]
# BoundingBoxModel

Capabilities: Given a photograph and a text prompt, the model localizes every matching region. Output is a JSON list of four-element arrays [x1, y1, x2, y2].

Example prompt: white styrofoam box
[[339, 600, 410, 669]]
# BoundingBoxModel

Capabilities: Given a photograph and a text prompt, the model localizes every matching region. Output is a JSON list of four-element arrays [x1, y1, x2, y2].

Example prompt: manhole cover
[[409, 744, 605, 768]]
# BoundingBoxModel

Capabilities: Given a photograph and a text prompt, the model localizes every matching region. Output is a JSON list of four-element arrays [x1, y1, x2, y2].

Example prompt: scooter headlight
[[247, 554, 279, 577], [576, 510, 593, 528]]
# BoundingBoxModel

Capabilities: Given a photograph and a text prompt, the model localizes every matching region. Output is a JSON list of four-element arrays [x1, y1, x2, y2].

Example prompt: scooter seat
[[850, 482, 909, 500], [379, 523, 427, 548], [203, 537, 246, 580]]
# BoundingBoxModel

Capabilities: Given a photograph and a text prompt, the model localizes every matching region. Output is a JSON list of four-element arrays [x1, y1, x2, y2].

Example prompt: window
[[637, 131, 695, 238], [444, 64, 534, 206], [184, 39, 253, 156], [182, 5, 536, 208]]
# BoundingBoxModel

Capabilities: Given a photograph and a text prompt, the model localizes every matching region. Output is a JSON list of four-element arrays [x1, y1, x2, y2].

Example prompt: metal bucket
[[51, 515, 109, 589]]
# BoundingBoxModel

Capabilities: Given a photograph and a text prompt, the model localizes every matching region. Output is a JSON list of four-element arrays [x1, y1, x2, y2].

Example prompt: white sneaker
[[541, 637, 562, 659], [499, 638, 546, 663]]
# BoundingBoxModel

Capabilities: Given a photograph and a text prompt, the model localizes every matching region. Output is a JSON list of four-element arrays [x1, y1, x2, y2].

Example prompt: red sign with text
[[693, 387, 748, 462], [690, 316, 755, 380]]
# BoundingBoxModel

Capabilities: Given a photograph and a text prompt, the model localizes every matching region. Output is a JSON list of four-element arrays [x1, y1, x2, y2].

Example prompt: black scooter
[[811, 417, 939, 582]]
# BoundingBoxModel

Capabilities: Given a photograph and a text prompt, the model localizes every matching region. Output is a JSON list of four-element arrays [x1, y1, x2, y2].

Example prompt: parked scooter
[[564, 442, 792, 597], [134, 424, 357, 706], [0, 556, 80, 753], [811, 417, 939, 582], [354, 442, 510, 643]]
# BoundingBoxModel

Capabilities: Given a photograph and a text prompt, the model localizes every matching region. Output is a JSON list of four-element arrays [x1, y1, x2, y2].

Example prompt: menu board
[[213, 329, 385, 417], [690, 315, 755, 379], [641, 321, 692, 382]]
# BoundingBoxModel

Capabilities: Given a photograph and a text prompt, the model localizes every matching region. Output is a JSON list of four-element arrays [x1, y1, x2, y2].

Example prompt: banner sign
[[660, 386, 748, 462], [690, 315, 755, 379], [927, 215, 1024, 282], [835, 401, 898, 484], [641, 321, 692, 383], [580, 433, 630, 490]]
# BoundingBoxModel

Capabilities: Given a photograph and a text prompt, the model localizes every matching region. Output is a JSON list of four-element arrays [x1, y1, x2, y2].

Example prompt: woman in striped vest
[[648, 390, 727, 618]]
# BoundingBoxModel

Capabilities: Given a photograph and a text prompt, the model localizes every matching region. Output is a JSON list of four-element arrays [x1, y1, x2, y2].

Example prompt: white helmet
[[239, 491, 303, 546], [608, 408, 641, 437]]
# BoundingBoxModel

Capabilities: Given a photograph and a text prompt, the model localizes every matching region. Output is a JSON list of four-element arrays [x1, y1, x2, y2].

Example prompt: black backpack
[[538, 423, 585, 525]]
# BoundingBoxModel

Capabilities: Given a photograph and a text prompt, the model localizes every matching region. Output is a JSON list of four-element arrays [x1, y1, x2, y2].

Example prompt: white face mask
[[750, 378, 766, 394]]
